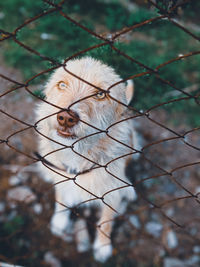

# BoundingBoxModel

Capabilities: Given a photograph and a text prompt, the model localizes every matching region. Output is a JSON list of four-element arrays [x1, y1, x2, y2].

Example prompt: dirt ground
[[0, 59, 200, 267]]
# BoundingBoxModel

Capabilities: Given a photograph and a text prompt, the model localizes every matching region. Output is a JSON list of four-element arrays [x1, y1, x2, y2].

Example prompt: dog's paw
[[50, 212, 66, 236], [132, 152, 141, 161], [93, 240, 112, 263], [77, 239, 90, 253], [75, 219, 90, 253], [50, 212, 72, 241]]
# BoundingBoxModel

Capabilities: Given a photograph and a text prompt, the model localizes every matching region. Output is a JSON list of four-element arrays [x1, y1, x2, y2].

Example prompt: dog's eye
[[95, 91, 106, 100], [58, 81, 67, 90]]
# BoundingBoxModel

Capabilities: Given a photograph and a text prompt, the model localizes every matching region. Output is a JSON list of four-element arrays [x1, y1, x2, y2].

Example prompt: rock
[[145, 221, 163, 238], [9, 173, 29, 186], [0, 262, 23, 267], [0, 202, 5, 213], [32, 203, 43, 214], [44, 252, 61, 267], [193, 246, 200, 254], [129, 215, 141, 229], [185, 255, 200, 265], [7, 186, 36, 204], [164, 258, 185, 267], [9, 175, 21, 186], [164, 256, 200, 267], [165, 208, 174, 217], [190, 227, 198, 236], [167, 230, 178, 249]]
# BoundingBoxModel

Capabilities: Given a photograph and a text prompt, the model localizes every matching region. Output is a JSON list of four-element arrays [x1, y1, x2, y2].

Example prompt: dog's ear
[[125, 80, 134, 105]]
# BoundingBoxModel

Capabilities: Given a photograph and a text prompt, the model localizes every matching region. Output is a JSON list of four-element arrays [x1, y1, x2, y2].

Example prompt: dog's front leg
[[50, 190, 73, 241], [74, 218, 90, 253], [93, 205, 115, 262]]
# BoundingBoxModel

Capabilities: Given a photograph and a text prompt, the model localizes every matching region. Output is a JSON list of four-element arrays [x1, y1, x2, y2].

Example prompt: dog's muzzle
[[57, 110, 79, 138]]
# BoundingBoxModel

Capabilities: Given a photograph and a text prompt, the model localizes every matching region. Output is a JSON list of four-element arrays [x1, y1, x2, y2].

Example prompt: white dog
[[36, 57, 140, 262]]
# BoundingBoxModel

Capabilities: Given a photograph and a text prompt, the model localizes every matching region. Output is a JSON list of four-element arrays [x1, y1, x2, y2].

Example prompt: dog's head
[[40, 57, 134, 141]]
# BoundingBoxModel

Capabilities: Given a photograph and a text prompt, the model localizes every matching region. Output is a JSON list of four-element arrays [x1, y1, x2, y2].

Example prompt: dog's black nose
[[57, 110, 79, 128]]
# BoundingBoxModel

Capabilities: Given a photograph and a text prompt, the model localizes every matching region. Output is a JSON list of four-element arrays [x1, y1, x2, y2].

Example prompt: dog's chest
[[59, 147, 95, 174]]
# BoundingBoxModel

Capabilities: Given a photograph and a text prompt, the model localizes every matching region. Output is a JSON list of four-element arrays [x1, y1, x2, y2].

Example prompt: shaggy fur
[[36, 57, 140, 262]]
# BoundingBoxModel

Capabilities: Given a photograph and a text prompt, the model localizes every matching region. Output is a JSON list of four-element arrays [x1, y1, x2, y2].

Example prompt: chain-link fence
[[0, 0, 200, 266]]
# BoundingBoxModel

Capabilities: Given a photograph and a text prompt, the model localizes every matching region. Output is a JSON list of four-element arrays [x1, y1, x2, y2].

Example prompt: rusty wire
[[0, 0, 200, 265]]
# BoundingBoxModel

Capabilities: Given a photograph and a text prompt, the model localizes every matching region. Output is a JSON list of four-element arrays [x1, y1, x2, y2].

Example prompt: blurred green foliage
[[0, 0, 199, 125], [3, 215, 24, 235]]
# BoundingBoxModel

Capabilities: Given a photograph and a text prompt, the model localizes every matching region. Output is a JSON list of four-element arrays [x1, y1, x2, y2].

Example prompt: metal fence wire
[[0, 0, 200, 266]]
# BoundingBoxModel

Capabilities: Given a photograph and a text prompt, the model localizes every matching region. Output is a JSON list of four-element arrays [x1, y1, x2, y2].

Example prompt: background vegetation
[[1, 0, 200, 125]]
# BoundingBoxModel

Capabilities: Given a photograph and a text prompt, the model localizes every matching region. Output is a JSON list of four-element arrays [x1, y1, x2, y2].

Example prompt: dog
[[36, 57, 140, 262]]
